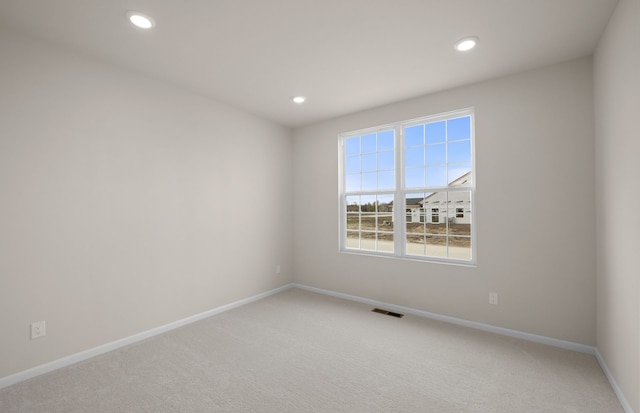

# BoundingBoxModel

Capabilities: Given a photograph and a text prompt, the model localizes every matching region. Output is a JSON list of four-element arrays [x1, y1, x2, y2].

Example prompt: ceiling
[[0, 0, 618, 128]]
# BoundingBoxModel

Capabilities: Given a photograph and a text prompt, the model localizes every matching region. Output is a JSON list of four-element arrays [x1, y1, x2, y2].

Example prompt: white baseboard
[[0, 283, 294, 390], [292, 283, 595, 354], [293, 283, 636, 413], [594, 349, 636, 413], [2, 282, 635, 413]]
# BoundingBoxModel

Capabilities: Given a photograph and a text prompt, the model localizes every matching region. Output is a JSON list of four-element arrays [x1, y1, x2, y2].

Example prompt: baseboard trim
[[0, 283, 294, 390], [3, 282, 634, 413], [292, 283, 595, 354], [594, 349, 636, 413], [293, 283, 639, 412]]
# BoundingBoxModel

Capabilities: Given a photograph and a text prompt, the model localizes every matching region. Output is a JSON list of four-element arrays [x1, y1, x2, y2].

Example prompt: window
[[339, 108, 475, 264], [431, 208, 440, 223], [343, 130, 395, 253]]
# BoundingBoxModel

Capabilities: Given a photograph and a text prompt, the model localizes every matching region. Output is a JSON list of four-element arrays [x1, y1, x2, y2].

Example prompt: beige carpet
[[0, 288, 624, 412]]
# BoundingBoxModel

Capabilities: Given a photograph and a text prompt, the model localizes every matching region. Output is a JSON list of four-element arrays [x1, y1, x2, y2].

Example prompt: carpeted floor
[[0, 288, 624, 412]]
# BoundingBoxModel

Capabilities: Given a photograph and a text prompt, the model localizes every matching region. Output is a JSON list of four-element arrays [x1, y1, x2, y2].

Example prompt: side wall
[[292, 58, 596, 345], [0, 29, 293, 379], [594, 0, 640, 411]]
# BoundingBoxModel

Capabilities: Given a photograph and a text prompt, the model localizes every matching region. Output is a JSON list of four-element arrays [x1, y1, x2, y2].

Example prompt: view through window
[[339, 109, 475, 264]]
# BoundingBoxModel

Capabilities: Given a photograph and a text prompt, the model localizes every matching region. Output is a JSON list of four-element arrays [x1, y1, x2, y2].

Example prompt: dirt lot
[[347, 215, 470, 247]]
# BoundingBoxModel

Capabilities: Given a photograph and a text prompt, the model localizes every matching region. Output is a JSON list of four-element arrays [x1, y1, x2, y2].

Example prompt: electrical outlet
[[31, 321, 46, 339], [276, 264, 281, 274], [489, 292, 498, 305]]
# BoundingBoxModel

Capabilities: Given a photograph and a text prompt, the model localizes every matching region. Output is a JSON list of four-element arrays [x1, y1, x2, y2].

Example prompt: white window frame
[[338, 108, 476, 265]]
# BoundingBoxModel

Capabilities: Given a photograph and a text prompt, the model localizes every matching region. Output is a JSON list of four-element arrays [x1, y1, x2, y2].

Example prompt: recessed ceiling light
[[292, 96, 306, 104], [455, 36, 478, 52], [127, 11, 154, 29]]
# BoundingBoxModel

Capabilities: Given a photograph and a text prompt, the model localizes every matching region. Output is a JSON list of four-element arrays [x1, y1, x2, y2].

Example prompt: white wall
[[0, 29, 293, 379], [293, 57, 596, 345], [594, 0, 640, 411]]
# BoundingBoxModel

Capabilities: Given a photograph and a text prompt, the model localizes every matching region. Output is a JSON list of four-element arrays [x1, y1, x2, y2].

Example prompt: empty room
[[0, 0, 638, 412]]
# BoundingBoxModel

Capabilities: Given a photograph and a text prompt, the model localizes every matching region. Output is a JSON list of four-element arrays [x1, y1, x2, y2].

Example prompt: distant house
[[404, 197, 424, 222], [357, 172, 471, 225], [405, 172, 472, 224]]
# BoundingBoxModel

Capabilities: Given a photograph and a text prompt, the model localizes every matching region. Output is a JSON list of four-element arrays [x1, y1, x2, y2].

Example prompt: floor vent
[[372, 308, 404, 318]]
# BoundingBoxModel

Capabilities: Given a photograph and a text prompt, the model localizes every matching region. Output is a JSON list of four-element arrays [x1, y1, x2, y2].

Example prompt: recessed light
[[455, 36, 478, 52], [292, 96, 306, 104], [127, 11, 154, 29]]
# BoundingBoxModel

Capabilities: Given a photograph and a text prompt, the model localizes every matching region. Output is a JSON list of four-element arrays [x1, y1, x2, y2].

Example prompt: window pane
[[426, 166, 446, 187], [377, 194, 393, 227], [378, 216, 393, 232], [362, 172, 376, 191], [405, 167, 425, 188], [345, 137, 360, 156], [426, 235, 447, 258], [378, 150, 394, 170], [448, 206, 467, 223], [345, 131, 396, 192], [449, 237, 471, 260], [360, 195, 376, 211], [406, 235, 425, 256], [406, 212, 425, 233], [405, 125, 424, 146], [378, 130, 394, 151], [405, 192, 425, 230], [421, 192, 447, 226], [377, 194, 393, 210], [362, 134, 376, 153], [426, 143, 446, 165], [449, 213, 471, 235], [426, 121, 446, 144], [405, 193, 424, 208], [346, 174, 360, 192], [360, 235, 376, 251], [377, 233, 394, 252], [346, 156, 360, 174], [346, 195, 360, 211], [362, 153, 377, 172], [448, 140, 471, 163], [376, 196, 390, 226], [448, 164, 471, 185], [377, 170, 394, 190], [405, 146, 424, 167], [448, 192, 471, 225], [448, 117, 470, 140], [361, 214, 376, 233], [346, 213, 360, 230], [346, 232, 360, 249]]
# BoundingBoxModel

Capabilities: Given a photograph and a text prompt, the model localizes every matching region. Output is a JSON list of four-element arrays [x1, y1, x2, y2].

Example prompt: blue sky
[[345, 116, 472, 194]]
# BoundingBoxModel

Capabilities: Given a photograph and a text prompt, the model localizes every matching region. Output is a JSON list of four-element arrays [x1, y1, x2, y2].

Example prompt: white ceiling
[[0, 0, 618, 128]]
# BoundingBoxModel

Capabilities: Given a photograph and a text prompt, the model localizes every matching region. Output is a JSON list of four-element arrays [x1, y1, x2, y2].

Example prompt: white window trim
[[338, 108, 476, 265]]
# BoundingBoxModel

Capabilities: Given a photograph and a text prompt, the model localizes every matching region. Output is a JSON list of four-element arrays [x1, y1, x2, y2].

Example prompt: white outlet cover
[[31, 321, 46, 339]]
